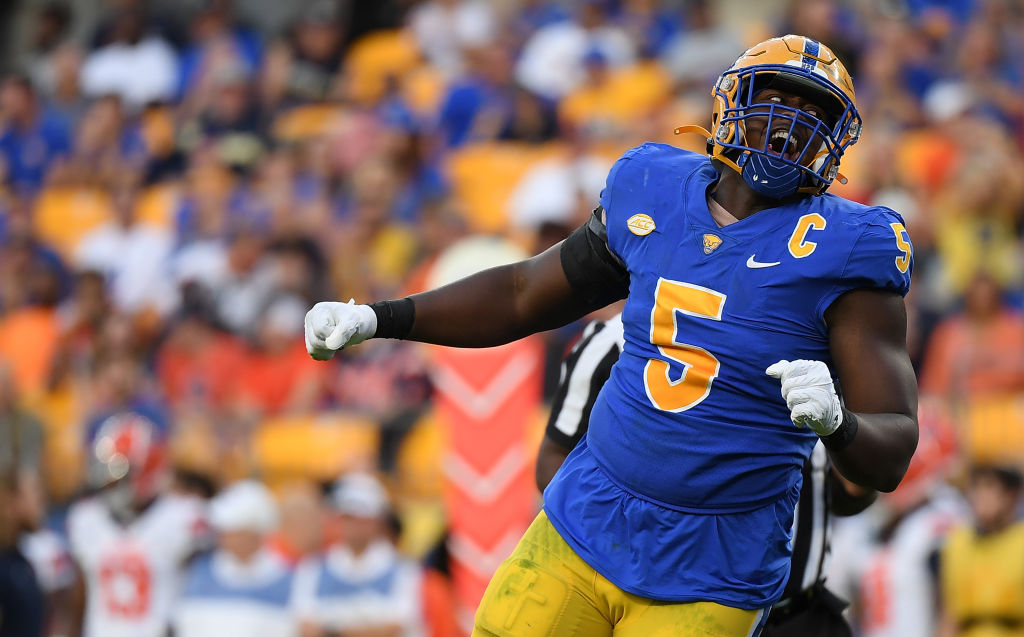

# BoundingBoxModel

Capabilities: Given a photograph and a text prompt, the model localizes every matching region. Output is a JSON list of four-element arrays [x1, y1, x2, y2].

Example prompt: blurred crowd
[[0, 0, 1023, 635]]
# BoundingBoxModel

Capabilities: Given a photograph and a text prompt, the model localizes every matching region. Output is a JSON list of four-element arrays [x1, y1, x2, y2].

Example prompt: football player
[[66, 414, 206, 637], [536, 312, 875, 637], [304, 35, 918, 636], [828, 402, 962, 637]]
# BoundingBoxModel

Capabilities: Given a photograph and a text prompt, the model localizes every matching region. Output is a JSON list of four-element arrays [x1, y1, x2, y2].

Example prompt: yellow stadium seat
[[33, 186, 113, 259], [343, 30, 422, 106], [135, 182, 181, 230], [560, 62, 672, 133], [253, 412, 380, 486], [272, 104, 344, 143], [445, 142, 566, 232], [402, 64, 447, 117], [960, 397, 1024, 465]]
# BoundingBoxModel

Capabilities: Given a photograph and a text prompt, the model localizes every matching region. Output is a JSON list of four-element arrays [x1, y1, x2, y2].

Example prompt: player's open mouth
[[767, 129, 803, 162]]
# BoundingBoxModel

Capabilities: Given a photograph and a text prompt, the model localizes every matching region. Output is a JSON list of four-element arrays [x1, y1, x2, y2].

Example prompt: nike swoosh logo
[[746, 255, 781, 268]]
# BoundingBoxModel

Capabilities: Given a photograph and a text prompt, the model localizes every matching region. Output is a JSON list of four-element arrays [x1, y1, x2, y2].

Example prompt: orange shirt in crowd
[[233, 342, 327, 415], [921, 309, 1024, 398], [0, 307, 59, 397], [157, 334, 247, 410]]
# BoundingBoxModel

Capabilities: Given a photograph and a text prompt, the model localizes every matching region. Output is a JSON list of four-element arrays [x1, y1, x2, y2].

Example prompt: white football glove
[[765, 359, 843, 436], [304, 300, 377, 361]]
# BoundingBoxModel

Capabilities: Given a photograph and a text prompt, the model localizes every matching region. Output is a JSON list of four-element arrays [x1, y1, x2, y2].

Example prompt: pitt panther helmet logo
[[627, 214, 656, 236], [702, 233, 723, 254]]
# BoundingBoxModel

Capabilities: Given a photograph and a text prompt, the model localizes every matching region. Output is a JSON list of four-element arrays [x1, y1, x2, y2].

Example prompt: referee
[[535, 314, 876, 637]]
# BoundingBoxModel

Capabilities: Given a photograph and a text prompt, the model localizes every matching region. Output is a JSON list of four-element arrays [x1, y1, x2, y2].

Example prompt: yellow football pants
[[473, 511, 768, 637]]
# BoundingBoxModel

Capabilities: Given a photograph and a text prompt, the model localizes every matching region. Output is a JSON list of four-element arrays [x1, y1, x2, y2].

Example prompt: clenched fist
[[765, 359, 843, 436], [304, 300, 377, 361]]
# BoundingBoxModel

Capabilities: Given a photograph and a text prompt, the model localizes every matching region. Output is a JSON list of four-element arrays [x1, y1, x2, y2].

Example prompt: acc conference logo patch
[[702, 233, 723, 254], [627, 214, 656, 236]]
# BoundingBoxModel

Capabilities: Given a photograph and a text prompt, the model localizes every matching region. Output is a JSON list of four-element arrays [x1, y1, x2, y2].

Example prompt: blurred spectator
[[293, 472, 426, 636], [67, 414, 206, 637], [232, 295, 327, 418], [0, 472, 47, 637], [515, 0, 636, 100], [409, 0, 497, 79], [0, 235, 64, 397], [80, 6, 178, 110], [659, 0, 743, 96], [48, 93, 143, 187], [262, 0, 349, 107], [617, 0, 683, 58], [19, 3, 74, 98], [208, 228, 277, 336], [929, 117, 1024, 299], [0, 360, 44, 477], [938, 463, 1024, 637], [920, 271, 1024, 400], [156, 284, 246, 416], [50, 269, 113, 391], [266, 480, 326, 566], [0, 74, 71, 195], [178, 64, 266, 173], [175, 480, 298, 637], [177, 0, 263, 105], [41, 43, 88, 126], [74, 178, 175, 317], [437, 39, 561, 146]]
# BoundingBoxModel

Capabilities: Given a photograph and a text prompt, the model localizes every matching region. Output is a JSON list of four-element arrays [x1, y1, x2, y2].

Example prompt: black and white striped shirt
[[545, 315, 832, 601]]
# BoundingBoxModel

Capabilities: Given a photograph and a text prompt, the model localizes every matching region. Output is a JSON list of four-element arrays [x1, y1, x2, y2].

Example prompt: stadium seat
[[445, 142, 567, 232], [960, 397, 1024, 465], [252, 413, 380, 487], [135, 182, 181, 230], [33, 186, 114, 259], [343, 30, 422, 106], [271, 104, 344, 143]]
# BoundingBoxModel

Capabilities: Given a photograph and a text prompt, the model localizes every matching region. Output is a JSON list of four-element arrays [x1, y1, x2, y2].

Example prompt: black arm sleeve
[[559, 207, 630, 310]]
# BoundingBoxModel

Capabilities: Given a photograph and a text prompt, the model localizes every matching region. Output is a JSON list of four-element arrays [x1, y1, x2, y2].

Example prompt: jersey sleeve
[[817, 208, 913, 321], [599, 144, 649, 263]]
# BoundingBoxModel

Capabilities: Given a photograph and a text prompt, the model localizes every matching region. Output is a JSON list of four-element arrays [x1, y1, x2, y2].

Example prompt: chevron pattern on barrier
[[430, 338, 543, 636]]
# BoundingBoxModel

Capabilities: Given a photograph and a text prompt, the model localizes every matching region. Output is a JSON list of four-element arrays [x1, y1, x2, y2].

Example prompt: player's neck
[[710, 172, 802, 220]]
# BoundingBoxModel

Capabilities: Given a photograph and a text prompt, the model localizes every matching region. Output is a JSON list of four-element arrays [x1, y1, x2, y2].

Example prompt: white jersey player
[[829, 402, 965, 637], [67, 413, 206, 637]]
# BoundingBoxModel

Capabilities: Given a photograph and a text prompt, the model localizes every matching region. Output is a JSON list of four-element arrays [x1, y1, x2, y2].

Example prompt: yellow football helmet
[[677, 35, 862, 198]]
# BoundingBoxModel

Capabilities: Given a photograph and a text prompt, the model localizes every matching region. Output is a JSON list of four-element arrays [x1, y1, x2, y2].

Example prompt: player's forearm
[[404, 244, 588, 347], [826, 411, 917, 493]]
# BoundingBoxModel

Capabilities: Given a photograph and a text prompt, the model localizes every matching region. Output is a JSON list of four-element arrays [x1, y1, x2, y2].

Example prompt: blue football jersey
[[543, 143, 912, 607]]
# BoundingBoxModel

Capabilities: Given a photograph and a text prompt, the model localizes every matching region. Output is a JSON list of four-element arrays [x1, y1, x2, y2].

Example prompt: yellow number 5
[[645, 279, 726, 412], [890, 223, 911, 273]]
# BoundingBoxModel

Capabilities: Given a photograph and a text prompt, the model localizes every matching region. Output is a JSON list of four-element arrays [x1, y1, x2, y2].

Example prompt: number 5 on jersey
[[645, 279, 726, 411]]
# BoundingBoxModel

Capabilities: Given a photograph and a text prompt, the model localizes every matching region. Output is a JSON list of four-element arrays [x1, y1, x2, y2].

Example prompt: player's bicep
[[825, 288, 917, 419]]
